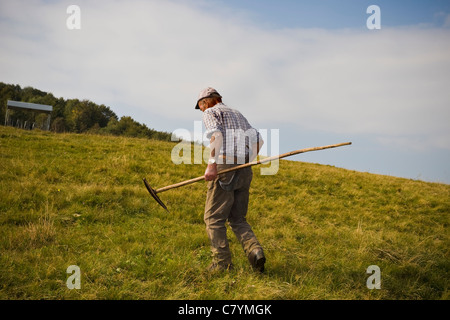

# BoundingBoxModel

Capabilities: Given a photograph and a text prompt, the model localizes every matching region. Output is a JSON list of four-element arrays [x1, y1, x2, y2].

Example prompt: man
[[195, 87, 266, 273]]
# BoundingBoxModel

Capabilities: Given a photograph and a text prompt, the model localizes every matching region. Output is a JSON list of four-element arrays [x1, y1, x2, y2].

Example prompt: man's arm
[[204, 131, 223, 181], [249, 134, 264, 162]]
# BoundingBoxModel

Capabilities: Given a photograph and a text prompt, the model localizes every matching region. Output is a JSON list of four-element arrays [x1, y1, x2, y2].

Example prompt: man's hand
[[204, 163, 218, 181]]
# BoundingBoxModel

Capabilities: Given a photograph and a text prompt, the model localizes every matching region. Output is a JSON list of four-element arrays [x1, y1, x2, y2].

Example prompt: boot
[[248, 248, 265, 273]]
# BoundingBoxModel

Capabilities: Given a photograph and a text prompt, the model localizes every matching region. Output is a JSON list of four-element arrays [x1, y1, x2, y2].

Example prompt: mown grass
[[0, 126, 448, 300]]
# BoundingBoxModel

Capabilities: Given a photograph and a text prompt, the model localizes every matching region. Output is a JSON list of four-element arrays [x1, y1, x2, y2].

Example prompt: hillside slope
[[0, 126, 448, 299]]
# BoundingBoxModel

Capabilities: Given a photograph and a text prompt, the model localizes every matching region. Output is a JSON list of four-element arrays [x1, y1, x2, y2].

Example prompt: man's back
[[203, 103, 260, 161]]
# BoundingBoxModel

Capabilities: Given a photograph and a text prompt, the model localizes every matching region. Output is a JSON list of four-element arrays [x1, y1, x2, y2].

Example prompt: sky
[[1, 0, 449, 184]]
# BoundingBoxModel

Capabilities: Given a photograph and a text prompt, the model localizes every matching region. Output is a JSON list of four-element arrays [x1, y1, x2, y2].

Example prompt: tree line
[[0, 82, 173, 141]]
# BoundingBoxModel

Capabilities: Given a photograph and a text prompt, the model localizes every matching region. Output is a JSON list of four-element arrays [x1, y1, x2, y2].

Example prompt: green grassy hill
[[0, 126, 448, 299]]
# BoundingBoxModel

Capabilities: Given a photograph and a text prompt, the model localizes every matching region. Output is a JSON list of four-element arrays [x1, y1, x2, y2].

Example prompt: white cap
[[195, 87, 222, 109]]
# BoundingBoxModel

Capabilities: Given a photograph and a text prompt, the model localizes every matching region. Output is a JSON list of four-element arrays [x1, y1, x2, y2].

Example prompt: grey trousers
[[204, 164, 262, 266]]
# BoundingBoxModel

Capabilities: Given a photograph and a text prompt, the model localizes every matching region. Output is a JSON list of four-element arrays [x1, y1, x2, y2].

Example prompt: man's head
[[195, 87, 222, 112]]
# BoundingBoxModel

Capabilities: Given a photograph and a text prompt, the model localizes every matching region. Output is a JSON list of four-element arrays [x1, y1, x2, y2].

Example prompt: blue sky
[[1, 0, 449, 184], [214, 0, 450, 29]]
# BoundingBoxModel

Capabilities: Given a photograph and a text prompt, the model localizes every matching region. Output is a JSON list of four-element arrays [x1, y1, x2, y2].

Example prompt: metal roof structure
[[6, 100, 53, 113], [4, 100, 53, 130]]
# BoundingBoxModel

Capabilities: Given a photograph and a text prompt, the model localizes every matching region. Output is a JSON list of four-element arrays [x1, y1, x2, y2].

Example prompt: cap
[[195, 87, 222, 109]]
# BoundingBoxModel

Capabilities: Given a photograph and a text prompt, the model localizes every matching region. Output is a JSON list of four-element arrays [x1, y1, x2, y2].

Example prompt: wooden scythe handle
[[154, 142, 351, 194]]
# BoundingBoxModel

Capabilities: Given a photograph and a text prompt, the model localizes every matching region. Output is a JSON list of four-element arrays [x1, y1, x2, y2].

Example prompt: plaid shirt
[[203, 103, 260, 161]]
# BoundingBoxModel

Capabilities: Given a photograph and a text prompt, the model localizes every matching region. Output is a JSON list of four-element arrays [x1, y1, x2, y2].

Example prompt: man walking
[[195, 87, 266, 273]]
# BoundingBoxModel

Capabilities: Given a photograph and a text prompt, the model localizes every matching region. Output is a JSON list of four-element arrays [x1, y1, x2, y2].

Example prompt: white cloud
[[1, 0, 449, 151]]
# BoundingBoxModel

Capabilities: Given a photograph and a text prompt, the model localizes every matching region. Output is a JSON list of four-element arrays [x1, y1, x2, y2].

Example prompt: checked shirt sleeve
[[203, 109, 223, 139]]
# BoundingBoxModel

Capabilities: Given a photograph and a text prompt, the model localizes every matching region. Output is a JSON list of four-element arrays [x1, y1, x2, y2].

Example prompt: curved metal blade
[[143, 178, 169, 212]]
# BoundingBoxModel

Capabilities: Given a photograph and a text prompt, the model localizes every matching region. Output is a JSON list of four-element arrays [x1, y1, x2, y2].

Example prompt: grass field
[[0, 126, 448, 300]]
